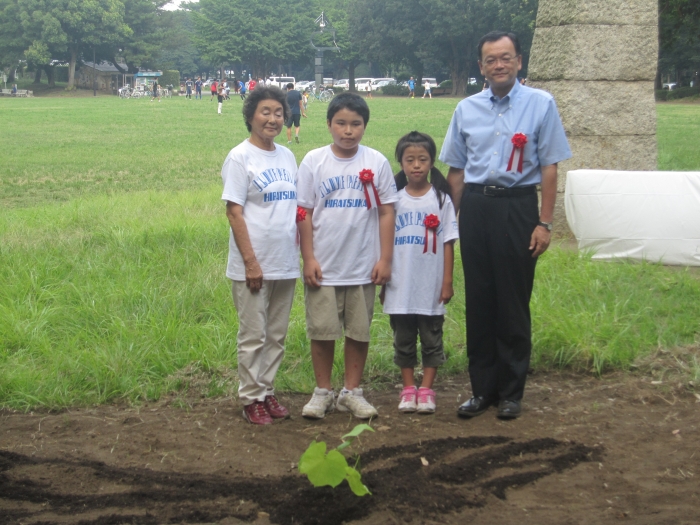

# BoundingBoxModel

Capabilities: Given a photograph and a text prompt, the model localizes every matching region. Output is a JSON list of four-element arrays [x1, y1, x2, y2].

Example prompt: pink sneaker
[[398, 386, 418, 413], [417, 387, 436, 414]]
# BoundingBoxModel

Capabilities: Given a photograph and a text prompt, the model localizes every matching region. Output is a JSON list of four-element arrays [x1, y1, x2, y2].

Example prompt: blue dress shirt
[[439, 81, 572, 187]]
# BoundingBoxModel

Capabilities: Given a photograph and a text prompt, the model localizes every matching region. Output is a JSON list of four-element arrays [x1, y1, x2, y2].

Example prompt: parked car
[[334, 79, 349, 89], [296, 80, 313, 90], [422, 77, 438, 88], [662, 82, 677, 90], [370, 78, 396, 91], [267, 76, 296, 88]]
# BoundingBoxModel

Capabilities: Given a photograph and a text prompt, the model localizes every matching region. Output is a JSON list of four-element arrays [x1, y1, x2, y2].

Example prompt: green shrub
[[55, 66, 69, 83], [655, 90, 668, 101], [439, 79, 452, 89], [332, 86, 345, 94], [415, 86, 425, 96], [666, 86, 699, 101], [381, 84, 409, 96], [160, 70, 180, 90]]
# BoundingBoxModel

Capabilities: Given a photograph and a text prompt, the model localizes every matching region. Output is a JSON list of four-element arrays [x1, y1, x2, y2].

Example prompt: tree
[[18, 0, 132, 89], [659, 0, 700, 88], [192, 0, 314, 78]]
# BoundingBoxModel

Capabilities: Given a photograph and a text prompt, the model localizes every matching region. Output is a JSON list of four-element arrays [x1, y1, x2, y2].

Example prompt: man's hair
[[326, 92, 370, 125], [242, 86, 291, 132], [477, 31, 521, 60], [287, 83, 294, 89]]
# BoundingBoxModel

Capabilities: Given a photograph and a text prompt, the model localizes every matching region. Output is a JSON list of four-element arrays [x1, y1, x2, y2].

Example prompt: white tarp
[[565, 169, 700, 266]]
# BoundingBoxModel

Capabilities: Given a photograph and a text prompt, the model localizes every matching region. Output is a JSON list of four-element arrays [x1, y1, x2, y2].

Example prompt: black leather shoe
[[497, 400, 522, 419], [457, 396, 493, 418]]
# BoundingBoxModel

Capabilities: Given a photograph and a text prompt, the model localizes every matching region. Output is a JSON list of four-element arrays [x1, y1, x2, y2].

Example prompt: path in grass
[[1, 97, 699, 408]]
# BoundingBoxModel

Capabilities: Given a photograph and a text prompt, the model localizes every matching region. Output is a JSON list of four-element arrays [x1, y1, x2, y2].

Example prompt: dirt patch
[[1, 371, 699, 524]]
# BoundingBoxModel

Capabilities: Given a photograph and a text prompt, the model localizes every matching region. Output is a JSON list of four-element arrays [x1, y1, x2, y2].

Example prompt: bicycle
[[307, 86, 334, 104]]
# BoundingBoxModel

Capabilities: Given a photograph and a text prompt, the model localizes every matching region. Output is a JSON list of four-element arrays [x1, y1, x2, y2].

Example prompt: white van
[[267, 76, 296, 88]]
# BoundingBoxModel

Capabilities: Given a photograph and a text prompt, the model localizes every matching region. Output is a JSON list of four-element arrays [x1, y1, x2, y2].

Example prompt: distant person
[[285, 83, 307, 144], [248, 78, 257, 92], [482, 80, 489, 91], [11, 84, 17, 96], [210, 80, 218, 101], [422, 79, 432, 99], [185, 78, 193, 99], [221, 86, 297, 425], [195, 77, 203, 99], [217, 85, 225, 114], [239, 79, 247, 100], [223, 80, 230, 100], [408, 77, 416, 98], [150, 79, 160, 102], [382, 132, 458, 414]]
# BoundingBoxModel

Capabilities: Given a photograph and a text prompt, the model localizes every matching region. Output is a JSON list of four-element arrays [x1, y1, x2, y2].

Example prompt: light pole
[[310, 12, 339, 90]]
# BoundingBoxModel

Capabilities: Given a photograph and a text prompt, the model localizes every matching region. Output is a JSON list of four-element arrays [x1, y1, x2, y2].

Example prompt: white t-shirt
[[424, 81, 431, 90], [297, 145, 398, 285], [221, 140, 300, 281], [383, 188, 459, 315]]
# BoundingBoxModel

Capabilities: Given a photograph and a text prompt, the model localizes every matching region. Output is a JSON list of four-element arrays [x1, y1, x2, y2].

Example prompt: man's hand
[[529, 226, 551, 257], [371, 259, 391, 286], [303, 258, 323, 288], [245, 260, 263, 292]]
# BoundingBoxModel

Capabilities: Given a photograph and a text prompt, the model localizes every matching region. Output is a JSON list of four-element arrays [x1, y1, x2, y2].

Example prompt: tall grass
[[1, 96, 699, 409]]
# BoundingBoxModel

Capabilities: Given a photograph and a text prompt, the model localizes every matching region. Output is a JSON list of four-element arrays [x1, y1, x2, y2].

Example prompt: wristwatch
[[538, 221, 553, 231]]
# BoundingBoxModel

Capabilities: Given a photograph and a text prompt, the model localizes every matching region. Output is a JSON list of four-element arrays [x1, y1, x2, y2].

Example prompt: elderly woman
[[221, 86, 299, 425]]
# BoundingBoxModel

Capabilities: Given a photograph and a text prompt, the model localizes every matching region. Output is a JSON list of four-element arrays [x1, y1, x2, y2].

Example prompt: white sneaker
[[302, 387, 335, 419], [398, 386, 418, 413], [336, 388, 378, 419]]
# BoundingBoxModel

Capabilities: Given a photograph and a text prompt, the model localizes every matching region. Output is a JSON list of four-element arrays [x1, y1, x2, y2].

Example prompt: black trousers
[[459, 188, 539, 401]]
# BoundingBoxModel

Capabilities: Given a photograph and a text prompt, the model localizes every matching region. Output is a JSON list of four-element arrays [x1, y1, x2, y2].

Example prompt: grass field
[[1, 93, 699, 409]]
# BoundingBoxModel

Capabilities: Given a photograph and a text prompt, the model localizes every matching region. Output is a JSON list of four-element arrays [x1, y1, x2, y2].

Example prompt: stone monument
[[528, 0, 659, 193]]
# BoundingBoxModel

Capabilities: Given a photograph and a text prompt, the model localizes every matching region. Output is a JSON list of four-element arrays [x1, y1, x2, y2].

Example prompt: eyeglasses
[[482, 55, 519, 67]]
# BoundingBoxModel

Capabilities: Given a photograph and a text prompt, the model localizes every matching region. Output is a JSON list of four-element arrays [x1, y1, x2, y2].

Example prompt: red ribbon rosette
[[423, 214, 440, 254], [359, 168, 382, 210], [295, 206, 306, 246], [506, 132, 528, 173]]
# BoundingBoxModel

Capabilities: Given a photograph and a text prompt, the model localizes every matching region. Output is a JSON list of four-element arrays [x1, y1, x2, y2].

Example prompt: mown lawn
[[1, 94, 699, 409]]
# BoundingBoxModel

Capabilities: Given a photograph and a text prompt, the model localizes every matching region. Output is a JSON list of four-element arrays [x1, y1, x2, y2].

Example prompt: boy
[[297, 93, 397, 419]]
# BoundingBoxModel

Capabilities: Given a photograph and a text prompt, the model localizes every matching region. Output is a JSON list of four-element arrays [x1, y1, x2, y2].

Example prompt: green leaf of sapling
[[345, 466, 371, 496], [341, 423, 375, 441], [299, 442, 348, 488]]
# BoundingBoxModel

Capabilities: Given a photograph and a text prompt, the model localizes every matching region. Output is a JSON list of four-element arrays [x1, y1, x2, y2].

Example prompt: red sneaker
[[242, 401, 273, 425], [264, 395, 290, 419]]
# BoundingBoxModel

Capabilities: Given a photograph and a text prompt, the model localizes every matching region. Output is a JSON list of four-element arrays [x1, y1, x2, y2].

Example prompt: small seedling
[[298, 423, 374, 496]]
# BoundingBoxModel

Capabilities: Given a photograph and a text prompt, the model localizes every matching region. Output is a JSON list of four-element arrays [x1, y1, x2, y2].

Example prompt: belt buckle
[[483, 185, 500, 197]]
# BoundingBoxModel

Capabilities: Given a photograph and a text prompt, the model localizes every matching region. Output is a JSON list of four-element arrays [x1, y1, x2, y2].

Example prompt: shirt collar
[[489, 79, 521, 106]]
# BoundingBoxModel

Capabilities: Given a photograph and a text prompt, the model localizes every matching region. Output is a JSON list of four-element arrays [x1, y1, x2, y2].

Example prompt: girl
[[217, 86, 225, 114], [381, 132, 459, 414]]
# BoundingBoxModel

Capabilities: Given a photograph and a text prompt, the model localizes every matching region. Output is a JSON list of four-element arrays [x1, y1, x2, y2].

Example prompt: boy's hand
[[439, 281, 454, 304], [303, 258, 323, 288], [379, 285, 386, 305], [371, 259, 391, 286]]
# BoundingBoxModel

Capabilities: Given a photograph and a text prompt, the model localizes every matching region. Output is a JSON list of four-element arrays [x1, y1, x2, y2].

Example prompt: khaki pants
[[232, 279, 296, 404]]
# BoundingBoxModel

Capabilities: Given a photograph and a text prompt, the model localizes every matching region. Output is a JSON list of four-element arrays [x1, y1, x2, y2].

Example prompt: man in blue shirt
[[407, 77, 415, 98], [440, 31, 571, 420]]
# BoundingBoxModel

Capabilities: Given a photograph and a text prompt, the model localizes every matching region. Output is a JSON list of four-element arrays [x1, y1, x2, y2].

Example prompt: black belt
[[467, 184, 537, 197]]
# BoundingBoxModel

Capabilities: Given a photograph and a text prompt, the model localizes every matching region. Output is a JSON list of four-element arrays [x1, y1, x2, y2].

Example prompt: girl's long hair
[[394, 131, 451, 209]]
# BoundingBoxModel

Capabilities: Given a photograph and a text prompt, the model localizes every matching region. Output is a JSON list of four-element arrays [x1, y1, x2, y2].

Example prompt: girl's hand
[[303, 258, 323, 288], [379, 285, 386, 305], [439, 281, 454, 304]]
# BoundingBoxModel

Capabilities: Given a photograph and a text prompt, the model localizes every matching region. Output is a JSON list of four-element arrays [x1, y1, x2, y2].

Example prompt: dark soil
[[1, 371, 698, 524]]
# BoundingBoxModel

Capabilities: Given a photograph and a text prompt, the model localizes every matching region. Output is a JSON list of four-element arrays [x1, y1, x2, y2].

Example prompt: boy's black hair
[[477, 31, 521, 60], [326, 92, 370, 126], [394, 131, 451, 209], [242, 86, 290, 132]]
